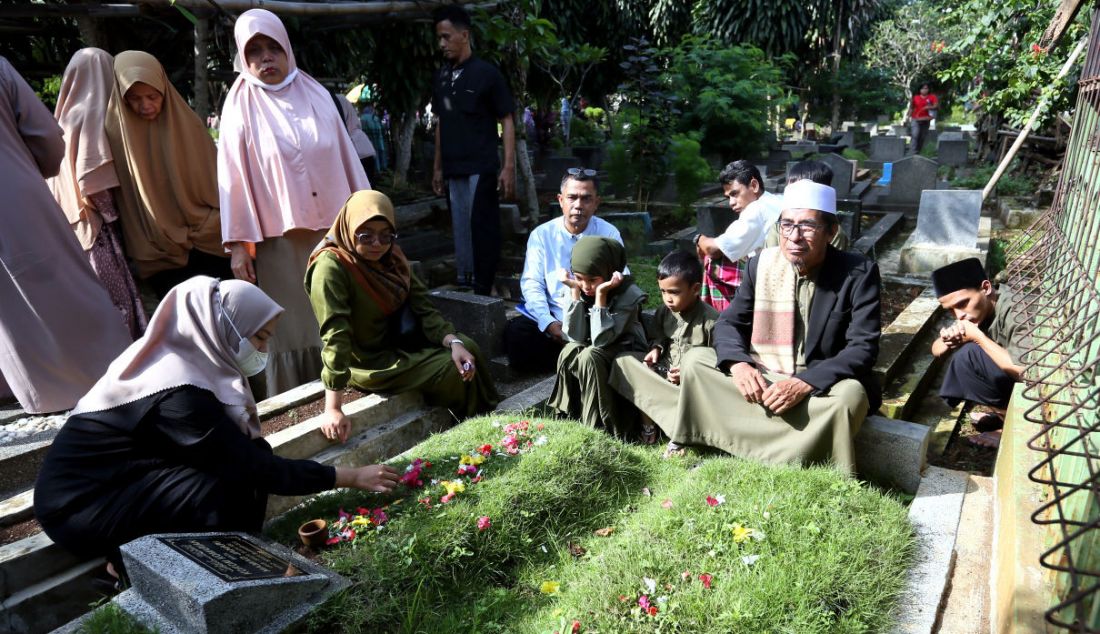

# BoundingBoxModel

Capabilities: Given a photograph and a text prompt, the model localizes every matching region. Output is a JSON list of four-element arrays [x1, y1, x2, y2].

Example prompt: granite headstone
[[887, 155, 938, 205], [109, 532, 349, 634], [870, 136, 906, 162], [429, 289, 507, 357], [937, 139, 969, 166], [912, 190, 983, 247], [818, 153, 856, 197]]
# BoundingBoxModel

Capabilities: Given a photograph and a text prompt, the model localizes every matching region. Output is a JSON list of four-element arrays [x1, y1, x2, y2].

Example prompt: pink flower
[[637, 595, 651, 610], [338, 507, 351, 521], [441, 492, 455, 504], [471, 475, 483, 484], [699, 573, 713, 589], [418, 496, 432, 508], [457, 464, 478, 476], [477, 516, 491, 531], [680, 570, 692, 581], [571, 620, 581, 633], [371, 508, 388, 525], [705, 496, 719, 507]]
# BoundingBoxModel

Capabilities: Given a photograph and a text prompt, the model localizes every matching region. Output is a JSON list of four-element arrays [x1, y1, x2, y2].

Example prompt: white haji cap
[[782, 180, 837, 215]]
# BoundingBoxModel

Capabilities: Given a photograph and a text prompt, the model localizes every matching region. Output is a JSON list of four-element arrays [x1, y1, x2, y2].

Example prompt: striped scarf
[[749, 247, 798, 376], [701, 254, 743, 312]]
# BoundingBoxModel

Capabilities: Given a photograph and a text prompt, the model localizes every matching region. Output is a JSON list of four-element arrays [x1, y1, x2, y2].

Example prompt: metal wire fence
[[1000, 10, 1100, 632]]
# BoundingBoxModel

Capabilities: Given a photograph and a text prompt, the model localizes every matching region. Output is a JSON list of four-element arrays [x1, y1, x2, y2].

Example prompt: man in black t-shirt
[[431, 5, 516, 296]]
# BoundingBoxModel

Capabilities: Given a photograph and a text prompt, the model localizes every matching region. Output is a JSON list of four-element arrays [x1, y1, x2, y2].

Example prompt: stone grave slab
[[886, 155, 938, 206], [600, 211, 653, 255], [937, 139, 969, 167], [109, 532, 348, 634], [870, 136, 906, 163], [899, 190, 984, 275], [766, 149, 792, 173], [891, 125, 908, 137], [428, 289, 507, 358], [836, 130, 856, 148], [842, 120, 857, 131], [938, 131, 964, 142], [818, 153, 856, 197], [500, 203, 526, 235], [539, 155, 581, 193], [781, 141, 818, 156], [695, 197, 734, 237]]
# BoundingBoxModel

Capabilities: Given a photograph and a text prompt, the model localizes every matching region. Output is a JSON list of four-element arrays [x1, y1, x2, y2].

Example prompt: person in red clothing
[[909, 83, 939, 154]]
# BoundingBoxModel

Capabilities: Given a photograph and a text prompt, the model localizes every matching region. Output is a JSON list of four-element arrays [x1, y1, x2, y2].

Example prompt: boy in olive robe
[[610, 251, 718, 447], [548, 236, 648, 438]]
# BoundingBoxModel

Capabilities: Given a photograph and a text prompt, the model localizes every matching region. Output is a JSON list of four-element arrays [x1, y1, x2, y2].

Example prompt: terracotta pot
[[298, 519, 328, 548]]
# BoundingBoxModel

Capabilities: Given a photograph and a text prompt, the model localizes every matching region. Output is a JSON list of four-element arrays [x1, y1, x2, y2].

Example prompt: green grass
[[78, 601, 155, 634], [628, 255, 662, 309], [950, 164, 1037, 198], [267, 417, 914, 633]]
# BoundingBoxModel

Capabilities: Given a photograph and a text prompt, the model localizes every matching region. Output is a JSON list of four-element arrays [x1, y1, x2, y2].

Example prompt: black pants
[[146, 250, 233, 299], [939, 342, 1016, 409], [503, 315, 564, 374]]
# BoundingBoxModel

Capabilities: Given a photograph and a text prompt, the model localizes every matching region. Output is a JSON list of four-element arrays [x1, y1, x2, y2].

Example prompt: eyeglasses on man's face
[[567, 167, 598, 177], [776, 220, 823, 238], [355, 231, 398, 245]]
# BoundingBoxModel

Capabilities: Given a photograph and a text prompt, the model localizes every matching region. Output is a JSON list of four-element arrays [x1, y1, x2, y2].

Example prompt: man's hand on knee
[[730, 362, 768, 404], [761, 377, 813, 414]]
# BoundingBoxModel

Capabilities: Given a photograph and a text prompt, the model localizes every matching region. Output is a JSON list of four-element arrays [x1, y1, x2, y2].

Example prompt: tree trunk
[[193, 17, 211, 121], [516, 137, 539, 226], [393, 113, 417, 186], [829, 5, 844, 132], [75, 15, 107, 49]]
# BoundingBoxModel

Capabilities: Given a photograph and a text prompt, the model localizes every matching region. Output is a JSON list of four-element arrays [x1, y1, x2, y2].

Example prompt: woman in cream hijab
[[219, 9, 370, 399], [35, 276, 398, 572], [48, 48, 146, 338], [105, 50, 230, 298]]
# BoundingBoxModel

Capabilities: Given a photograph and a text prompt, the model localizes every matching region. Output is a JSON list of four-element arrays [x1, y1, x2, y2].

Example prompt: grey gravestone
[[924, 129, 940, 147], [842, 120, 857, 131], [888, 155, 938, 205], [818, 153, 856, 197], [601, 211, 654, 255], [429, 289, 507, 357], [766, 149, 792, 172], [891, 125, 908, 137], [111, 532, 348, 634], [539, 155, 581, 193], [913, 190, 983, 247], [782, 141, 818, 156], [837, 130, 856, 148], [500, 203, 526, 235], [836, 198, 863, 242], [877, 114, 890, 124], [937, 139, 969, 167], [696, 201, 734, 237], [870, 136, 906, 162], [938, 131, 964, 142]]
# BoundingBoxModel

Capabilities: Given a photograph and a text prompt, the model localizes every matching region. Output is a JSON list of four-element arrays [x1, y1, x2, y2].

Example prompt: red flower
[[705, 496, 719, 507], [371, 508, 388, 525], [478, 443, 493, 455], [477, 516, 491, 531], [647, 606, 659, 617], [618, 594, 629, 602], [471, 475, 483, 484], [537, 422, 545, 431], [571, 620, 581, 633], [418, 496, 432, 508], [699, 573, 713, 589], [325, 536, 341, 546]]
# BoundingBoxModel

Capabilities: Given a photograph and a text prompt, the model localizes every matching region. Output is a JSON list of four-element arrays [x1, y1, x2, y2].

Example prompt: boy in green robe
[[610, 251, 718, 448], [548, 236, 648, 438]]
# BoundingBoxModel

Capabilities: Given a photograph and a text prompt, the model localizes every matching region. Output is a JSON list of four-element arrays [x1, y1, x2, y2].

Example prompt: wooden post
[[193, 16, 211, 121]]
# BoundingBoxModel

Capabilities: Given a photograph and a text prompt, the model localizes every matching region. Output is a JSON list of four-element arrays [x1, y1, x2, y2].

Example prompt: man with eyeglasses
[[503, 169, 626, 373], [670, 180, 881, 473], [431, 5, 515, 295]]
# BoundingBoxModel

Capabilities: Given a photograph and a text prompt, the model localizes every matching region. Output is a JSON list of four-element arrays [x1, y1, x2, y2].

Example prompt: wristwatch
[[447, 338, 466, 349], [693, 233, 703, 247]]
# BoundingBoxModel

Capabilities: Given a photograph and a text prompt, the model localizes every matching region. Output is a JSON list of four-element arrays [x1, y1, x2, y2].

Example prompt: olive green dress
[[609, 300, 719, 435], [547, 284, 648, 437], [306, 250, 499, 417]]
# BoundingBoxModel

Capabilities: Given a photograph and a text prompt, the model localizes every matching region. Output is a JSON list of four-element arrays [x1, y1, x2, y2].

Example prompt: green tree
[[862, 0, 954, 119]]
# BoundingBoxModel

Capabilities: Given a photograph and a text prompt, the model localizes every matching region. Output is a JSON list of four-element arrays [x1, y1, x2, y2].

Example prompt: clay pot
[[298, 519, 328, 548]]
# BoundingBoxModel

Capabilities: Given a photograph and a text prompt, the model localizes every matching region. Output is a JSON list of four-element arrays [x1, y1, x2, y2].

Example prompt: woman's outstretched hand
[[335, 464, 400, 492]]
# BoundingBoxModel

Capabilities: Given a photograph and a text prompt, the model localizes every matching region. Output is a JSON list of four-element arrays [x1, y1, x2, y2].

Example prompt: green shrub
[[669, 133, 715, 221], [841, 147, 868, 162], [267, 417, 914, 633]]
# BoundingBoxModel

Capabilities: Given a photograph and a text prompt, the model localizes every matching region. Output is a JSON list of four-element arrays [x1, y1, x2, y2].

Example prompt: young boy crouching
[[932, 258, 1030, 449], [610, 251, 718, 449]]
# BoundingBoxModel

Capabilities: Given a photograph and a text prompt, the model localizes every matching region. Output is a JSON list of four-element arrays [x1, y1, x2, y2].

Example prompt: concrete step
[[0, 439, 53, 501], [0, 555, 106, 634], [880, 350, 946, 422], [494, 376, 556, 413], [853, 211, 905, 256], [256, 379, 324, 420], [0, 488, 33, 527], [0, 531, 90, 601], [0, 403, 23, 425], [267, 405, 451, 519], [937, 475, 993, 634], [268, 391, 425, 462], [873, 287, 941, 387]]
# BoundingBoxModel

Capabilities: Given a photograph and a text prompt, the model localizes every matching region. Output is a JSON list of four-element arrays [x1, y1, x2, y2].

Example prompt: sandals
[[969, 411, 1005, 432], [662, 441, 686, 459], [641, 423, 659, 445]]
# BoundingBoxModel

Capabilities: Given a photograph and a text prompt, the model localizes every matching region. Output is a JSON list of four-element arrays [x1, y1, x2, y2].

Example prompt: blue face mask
[[223, 310, 269, 377]]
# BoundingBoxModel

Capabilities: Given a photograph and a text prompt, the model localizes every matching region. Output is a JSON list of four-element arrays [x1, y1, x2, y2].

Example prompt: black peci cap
[[932, 258, 987, 297]]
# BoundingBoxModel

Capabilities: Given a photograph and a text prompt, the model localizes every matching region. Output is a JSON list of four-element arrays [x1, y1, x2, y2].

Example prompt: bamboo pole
[[982, 37, 1088, 201]]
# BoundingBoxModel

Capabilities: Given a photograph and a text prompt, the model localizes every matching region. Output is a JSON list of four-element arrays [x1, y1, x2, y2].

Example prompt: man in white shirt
[[503, 169, 625, 373], [694, 161, 782, 310]]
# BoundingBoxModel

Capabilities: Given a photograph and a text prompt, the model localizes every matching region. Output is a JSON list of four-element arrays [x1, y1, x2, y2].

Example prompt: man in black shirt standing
[[431, 5, 516, 296]]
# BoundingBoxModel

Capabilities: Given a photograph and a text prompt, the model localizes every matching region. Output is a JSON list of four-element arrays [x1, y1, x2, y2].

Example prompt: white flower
[[534, 435, 548, 446], [643, 577, 657, 594], [741, 554, 761, 566], [715, 494, 726, 505]]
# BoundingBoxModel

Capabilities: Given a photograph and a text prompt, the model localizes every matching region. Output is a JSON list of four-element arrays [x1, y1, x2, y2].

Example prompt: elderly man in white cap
[[668, 180, 881, 471]]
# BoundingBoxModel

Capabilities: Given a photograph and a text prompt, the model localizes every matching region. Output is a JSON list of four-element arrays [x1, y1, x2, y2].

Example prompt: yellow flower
[[442, 480, 466, 496], [460, 453, 486, 466], [540, 580, 561, 595], [731, 523, 756, 544], [350, 516, 372, 527]]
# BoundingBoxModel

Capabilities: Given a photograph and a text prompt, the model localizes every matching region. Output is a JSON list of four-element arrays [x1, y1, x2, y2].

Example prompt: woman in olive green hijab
[[547, 236, 648, 438], [306, 190, 499, 442]]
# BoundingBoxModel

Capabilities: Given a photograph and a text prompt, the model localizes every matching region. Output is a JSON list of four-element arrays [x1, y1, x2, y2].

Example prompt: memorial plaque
[[159, 534, 298, 583]]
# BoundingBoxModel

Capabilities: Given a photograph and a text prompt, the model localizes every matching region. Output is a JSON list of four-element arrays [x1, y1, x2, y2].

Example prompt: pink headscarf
[[72, 276, 283, 439], [47, 48, 119, 250], [217, 9, 370, 245]]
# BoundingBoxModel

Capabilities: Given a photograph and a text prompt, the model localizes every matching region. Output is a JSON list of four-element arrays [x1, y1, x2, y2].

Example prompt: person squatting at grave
[[694, 160, 782, 311], [105, 50, 232, 298], [931, 258, 1030, 450], [306, 191, 499, 444], [609, 251, 718, 449], [763, 159, 850, 251], [219, 9, 371, 400], [34, 277, 400, 578], [0, 56, 131, 415], [47, 48, 147, 340], [431, 4, 515, 295], [909, 82, 939, 154], [673, 180, 882, 472], [503, 169, 627, 373], [547, 236, 648, 438]]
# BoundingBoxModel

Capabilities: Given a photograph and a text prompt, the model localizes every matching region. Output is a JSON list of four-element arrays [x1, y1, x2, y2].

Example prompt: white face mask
[[223, 310, 269, 377]]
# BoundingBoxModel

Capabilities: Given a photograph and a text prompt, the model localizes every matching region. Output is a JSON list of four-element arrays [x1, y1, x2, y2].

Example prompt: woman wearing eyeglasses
[[218, 9, 369, 399], [306, 191, 499, 443]]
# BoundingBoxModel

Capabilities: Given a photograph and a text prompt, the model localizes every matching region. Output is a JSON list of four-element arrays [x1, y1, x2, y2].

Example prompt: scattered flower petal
[[637, 595, 651, 610], [680, 570, 692, 581], [571, 620, 581, 633], [641, 487, 652, 497], [540, 580, 561, 595], [594, 527, 615, 537], [647, 606, 659, 617], [705, 495, 721, 507], [477, 516, 491, 531], [698, 573, 713, 589], [643, 577, 657, 594], [731, 523, 757, 544], [741, 554, 761, 566], [661, 499, 674, 509]]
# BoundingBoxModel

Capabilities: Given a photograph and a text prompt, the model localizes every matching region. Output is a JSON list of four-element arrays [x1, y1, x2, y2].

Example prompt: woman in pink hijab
[[218, 9, 370, 399], [35, 276, 398, 575], [48, 48, 146, 339]]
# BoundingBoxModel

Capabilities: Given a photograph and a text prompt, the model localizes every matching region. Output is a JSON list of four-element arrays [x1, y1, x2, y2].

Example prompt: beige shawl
[[749, 247, 798, 376]]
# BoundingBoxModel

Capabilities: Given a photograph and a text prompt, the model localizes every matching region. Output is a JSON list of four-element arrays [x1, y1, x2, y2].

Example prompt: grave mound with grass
[[267, 416, 914, 633]]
